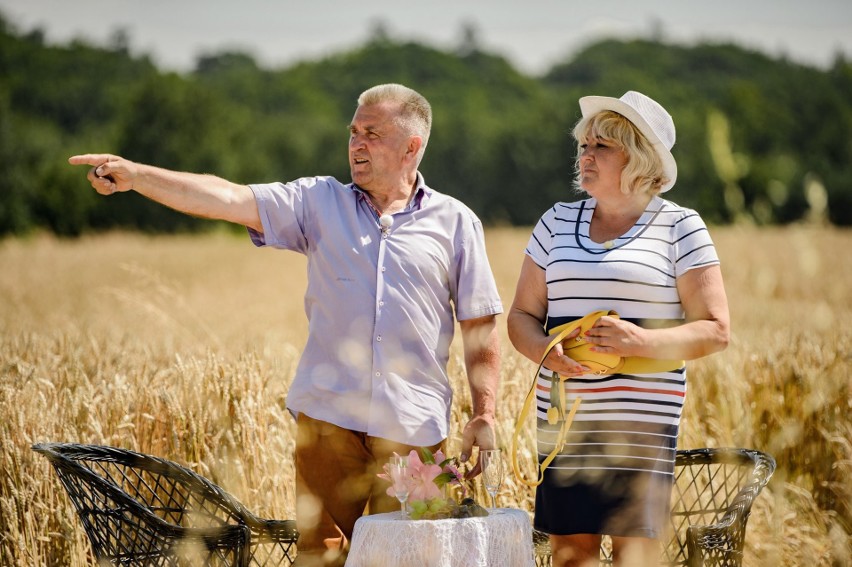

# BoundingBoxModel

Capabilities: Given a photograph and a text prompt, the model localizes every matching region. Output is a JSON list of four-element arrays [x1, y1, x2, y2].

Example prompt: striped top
[[525, 196, 719, 477]]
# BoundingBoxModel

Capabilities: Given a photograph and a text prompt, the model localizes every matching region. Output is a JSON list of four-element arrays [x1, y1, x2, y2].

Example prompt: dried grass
[[1, 226, 849, 565]]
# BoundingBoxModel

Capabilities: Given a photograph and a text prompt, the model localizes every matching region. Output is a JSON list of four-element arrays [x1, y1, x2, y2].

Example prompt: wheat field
[[1, 225, 850, 566]]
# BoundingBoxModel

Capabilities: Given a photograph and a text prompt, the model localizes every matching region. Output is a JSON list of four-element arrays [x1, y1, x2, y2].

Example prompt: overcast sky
[[1, 0, 850, 75]]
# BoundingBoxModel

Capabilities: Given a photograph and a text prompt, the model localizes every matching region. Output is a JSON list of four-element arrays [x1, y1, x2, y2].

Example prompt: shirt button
[[375, 371, 381, 377], [376, 335, 382, 342], [378, 301, 384, 307], [381, 267, 387, 272]]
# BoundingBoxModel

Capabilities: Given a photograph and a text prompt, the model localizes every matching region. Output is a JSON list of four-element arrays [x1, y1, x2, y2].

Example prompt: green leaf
[[418, 447, 436, 464], [433, 472, 456, 487]]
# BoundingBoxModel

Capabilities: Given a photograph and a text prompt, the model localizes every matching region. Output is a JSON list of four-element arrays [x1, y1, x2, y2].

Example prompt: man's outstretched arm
[[69, 154, 263, 233]]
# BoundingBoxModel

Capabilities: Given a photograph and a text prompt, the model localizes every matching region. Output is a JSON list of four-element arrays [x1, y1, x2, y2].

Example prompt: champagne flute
[[480, 449, 504, 511], [388, 455, 410, 518]]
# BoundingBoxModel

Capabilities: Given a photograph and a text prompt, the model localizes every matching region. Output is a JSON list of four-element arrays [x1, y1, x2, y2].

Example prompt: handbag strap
[[511, 323, 583, 488]]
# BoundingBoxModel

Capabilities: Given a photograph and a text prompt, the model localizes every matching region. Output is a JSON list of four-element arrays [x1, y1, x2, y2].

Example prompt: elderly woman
[[507, 91, 730, 567]]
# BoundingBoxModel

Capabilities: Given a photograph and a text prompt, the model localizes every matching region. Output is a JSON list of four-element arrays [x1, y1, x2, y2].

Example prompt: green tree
[[1, 11, 851, 232]]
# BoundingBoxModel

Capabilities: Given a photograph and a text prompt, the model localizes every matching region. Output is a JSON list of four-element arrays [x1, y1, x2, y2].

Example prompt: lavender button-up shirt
[[248, 173, 503, 445]]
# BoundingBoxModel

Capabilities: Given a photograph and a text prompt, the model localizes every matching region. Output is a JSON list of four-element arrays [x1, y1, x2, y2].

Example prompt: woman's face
[[578, 136, 628, 196]]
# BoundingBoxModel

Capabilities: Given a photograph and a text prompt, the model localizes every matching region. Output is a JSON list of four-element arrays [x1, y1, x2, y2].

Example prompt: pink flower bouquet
[[378, 447, 488, 519]]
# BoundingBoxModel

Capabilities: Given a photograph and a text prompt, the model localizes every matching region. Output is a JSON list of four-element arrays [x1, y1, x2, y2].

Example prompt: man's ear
[[404, 136, 423, 163]]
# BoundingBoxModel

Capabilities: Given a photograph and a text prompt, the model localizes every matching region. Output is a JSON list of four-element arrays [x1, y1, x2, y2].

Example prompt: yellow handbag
[[548, 310, 685, 376], [511, 310, 684, 487]]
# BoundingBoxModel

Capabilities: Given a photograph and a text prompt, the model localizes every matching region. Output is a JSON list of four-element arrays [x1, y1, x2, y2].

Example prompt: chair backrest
[[665, 448, 776, 567], [34, 443, 299, 566], [33, 443, 248, 565]]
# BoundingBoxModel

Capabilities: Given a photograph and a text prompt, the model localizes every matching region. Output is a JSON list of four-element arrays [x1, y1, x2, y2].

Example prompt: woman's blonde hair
[[358, 84, 432, 165], [572, 110, 667, 195]]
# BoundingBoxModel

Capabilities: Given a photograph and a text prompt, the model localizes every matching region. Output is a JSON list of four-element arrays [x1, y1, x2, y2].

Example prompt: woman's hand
[[581, 314, 647, 358], [540, 326, 590, 377]]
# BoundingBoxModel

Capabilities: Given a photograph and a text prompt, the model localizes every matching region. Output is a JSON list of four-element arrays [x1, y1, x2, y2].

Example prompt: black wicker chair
[[33, 443, 298, 566], [533, 448, 776, 567]]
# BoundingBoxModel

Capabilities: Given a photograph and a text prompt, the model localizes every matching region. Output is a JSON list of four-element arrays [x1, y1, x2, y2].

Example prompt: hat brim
[[579, 95, 677, 192]]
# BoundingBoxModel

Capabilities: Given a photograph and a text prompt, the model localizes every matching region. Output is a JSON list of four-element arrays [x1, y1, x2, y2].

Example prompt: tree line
[[1, 12, 851, 236]]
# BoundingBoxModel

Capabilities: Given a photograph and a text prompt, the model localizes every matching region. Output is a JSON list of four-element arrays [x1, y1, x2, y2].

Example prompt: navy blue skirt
[[533, 418, 675, 539]]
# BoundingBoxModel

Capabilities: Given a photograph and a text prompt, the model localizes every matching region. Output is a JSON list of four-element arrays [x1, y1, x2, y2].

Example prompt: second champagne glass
[[388, 454, 410, 518], [480, 449, 504, 511]]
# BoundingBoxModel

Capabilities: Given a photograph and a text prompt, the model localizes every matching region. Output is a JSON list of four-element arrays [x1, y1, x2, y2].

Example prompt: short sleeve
[[247, 178, 320, 253], [525, 205, 558, 269], [452, 212, 504, 321], [672, 209, 720, 277]]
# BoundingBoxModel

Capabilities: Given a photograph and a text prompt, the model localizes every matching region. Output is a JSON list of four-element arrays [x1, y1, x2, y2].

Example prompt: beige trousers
[[293, 412, 444, 567]]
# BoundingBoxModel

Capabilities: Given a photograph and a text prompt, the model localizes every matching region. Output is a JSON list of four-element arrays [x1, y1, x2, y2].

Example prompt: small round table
[[345, 508, 535, 567]]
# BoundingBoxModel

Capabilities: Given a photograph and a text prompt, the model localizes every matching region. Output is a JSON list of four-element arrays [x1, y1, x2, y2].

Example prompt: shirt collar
[[351, 172, 431, 212]]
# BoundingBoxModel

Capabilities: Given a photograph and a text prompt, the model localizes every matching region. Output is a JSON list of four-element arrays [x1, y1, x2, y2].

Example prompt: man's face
[[348, 102, 410, 190]]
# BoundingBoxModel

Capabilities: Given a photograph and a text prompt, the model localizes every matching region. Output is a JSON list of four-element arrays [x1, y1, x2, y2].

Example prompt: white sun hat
[[579, 90, 678, 192]]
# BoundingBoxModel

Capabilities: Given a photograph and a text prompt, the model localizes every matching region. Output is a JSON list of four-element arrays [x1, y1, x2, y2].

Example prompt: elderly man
[[70, 83, 503, 567]]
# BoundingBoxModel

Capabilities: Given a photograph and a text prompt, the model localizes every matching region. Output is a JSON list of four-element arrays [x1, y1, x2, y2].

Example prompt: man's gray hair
[[358, 84, 432, 164]]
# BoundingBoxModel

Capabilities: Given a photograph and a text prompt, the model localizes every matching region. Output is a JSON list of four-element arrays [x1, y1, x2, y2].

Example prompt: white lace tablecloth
[[345, 509, 535, 567]]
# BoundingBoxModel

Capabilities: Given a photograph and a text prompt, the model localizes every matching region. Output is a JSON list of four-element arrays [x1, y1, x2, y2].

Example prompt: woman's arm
[[507, 256, 588, 376], [584, 264, 730, 361]]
